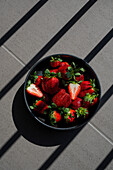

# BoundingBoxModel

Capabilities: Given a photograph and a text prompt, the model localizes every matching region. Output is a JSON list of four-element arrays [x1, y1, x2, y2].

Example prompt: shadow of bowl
[[12, 84, 83, 146]]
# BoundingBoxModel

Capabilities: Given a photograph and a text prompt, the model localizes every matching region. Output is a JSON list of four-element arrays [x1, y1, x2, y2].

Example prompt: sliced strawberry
[[27, 84, 43, 98], [30, 100, 48, 114], [71, 97, 82, 110], [49, 111, 61, 125], [35, 76, 43, 86], [64, 109, 75, 123], [41, 77, 59, 94], [52, 89, 71, 108], [68, 83, 81, 100]]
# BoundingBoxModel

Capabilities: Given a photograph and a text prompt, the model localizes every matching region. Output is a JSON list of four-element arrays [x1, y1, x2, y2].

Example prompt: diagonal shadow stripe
[[0, 131, 21, 158], [84, 28, 113, 63], [37, 85, 113, 170], [0, 0, 98, 99], [97, 85, 113, 112], [0, 0, 49, 46], [0, 85, 112, 159], [96, 149, 113, 170]]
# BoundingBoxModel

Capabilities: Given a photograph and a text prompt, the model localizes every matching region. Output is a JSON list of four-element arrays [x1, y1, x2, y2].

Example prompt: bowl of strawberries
[[24, 54, 101, 130]]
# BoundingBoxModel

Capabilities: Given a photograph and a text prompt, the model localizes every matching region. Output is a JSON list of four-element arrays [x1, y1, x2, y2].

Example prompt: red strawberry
[[71, 97, 82, 110], [42, 77, 59, 94], [83, 93, 98, 108], [30, 100, 48, 114], [60, 62, 70, 67], [52, 89, 71, 108], [64, 109, 75, 123], [49, 111, 61, 125], [35, 76, 43, 86], [58, 65, 72, 80], [75, 107, 89, 118], [27, 84, 43, 98], [75, 74, 84, 82], [80, 79, 98, 93], [79, 89, 94, 98], [80, 81, 92, 91], [68, 83, 81, 100], [50, 56, 62, 68], [50, 69, 58, 74]]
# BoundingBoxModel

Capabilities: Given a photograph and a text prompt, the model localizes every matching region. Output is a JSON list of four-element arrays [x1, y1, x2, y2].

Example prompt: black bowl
[[24, 54, 101, 130]]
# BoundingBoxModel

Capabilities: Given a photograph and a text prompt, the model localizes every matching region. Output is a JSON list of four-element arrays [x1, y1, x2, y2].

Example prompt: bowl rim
[[24, 53, 101, 131]]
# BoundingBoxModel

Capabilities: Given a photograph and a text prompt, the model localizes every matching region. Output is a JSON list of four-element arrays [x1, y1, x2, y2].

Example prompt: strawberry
[[60, 62, 70, 67], [35, 76, 43, 86], [58, 65, 73, 80], [49, 110, 61, 125], [75, 74, 84, 82], [79, 88, 94, 98], [52, 89, 71, 108], [50, 69, 58, 74], [75, 107, 89, 118], [64, 108, 75, 123], [50, 56, 62, 68], [80, 81, 92, 91], [80, 79, 98, 93], [26, 83, 43, 98], [42, 77, 59, 94], [83, 93, 98, 108], [30, 100, 48, 114], [68, 83, 81, 100], [71, 97, 82, 110]]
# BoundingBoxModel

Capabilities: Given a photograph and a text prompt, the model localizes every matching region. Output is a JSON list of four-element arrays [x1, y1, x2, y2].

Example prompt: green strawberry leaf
[[30, 106, 34, 109], [74, 72, 81, 76]]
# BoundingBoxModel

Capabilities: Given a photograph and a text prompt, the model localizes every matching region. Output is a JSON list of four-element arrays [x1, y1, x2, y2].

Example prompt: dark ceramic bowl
[[24, 54, 101, 130]]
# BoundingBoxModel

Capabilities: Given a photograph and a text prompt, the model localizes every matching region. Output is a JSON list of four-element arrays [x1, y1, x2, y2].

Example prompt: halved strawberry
[[30, 100, 48, 114], [49, 110, 61, 125], [26, 84, 43, 98], [64, 109, 75, 123], [68, 83, 81, 100], [71, 97, 82, 110]]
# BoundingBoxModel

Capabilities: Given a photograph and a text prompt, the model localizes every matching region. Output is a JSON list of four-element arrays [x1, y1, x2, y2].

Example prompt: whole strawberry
[[30, 100, 49, 114], [80, 79, 99, 92], [71, 97, 82, 110], [42, 77, 59, 95], [50, 56, 63, 68], [83, 93, 98, 108], [52, 89, 71, 108], [49, 110, 61, 125], [64, 108, 75, 123], [75, 74, 84, 82], [75, 107, 89, 118]]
